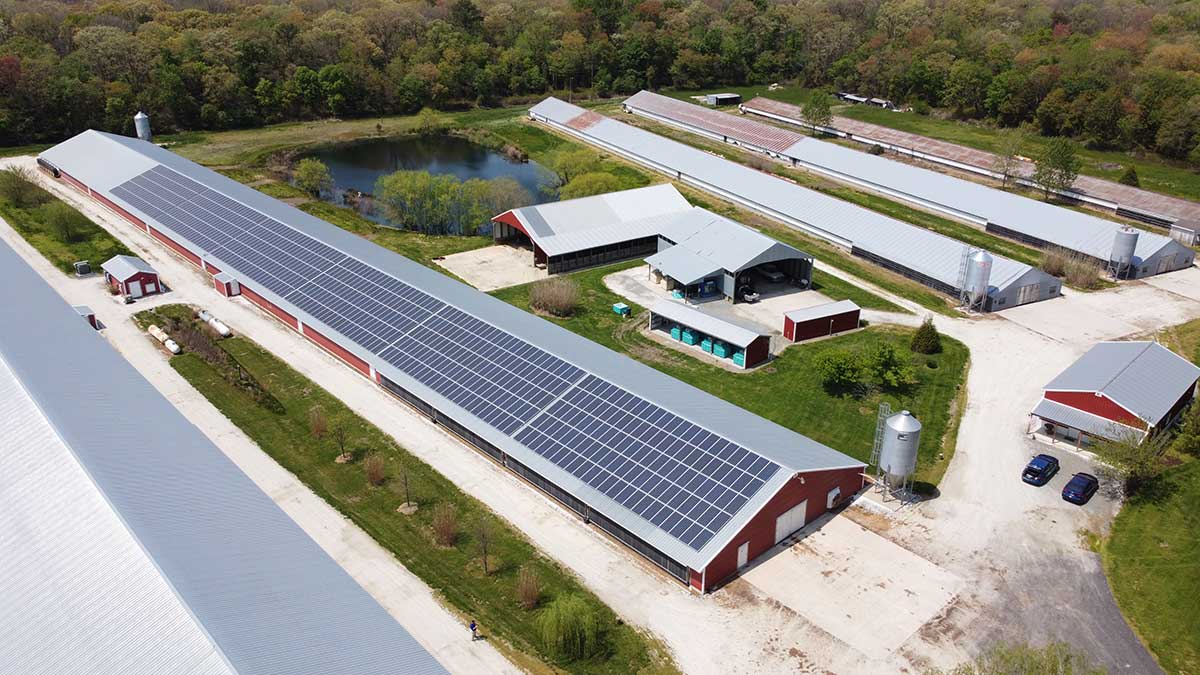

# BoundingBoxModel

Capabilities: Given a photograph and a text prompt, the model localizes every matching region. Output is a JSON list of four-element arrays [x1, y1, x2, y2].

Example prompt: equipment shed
[[1032, 341, 1200, 445], [101, 254, 160, 298], [648, 299, 771, 368], [783, 300, 861, 342]]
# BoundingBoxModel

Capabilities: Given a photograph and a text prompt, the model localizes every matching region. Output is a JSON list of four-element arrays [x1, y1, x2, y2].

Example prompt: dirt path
[[15, 152, 1200, 673]]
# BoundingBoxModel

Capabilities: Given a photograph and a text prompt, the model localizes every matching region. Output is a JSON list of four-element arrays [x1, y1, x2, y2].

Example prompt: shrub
[[39, 201, 90, 243], [910, 317, 942, 354], [869, 343, 916, 389], [537, 594, 601, 660], [1040, 248, 1068, 277], [868, 144, 886, 155], [293, 158, 333, 197], [474, 518, 494, 575], [530, 277, 580, 317], [0, 167, 50, 208], [1064, 255, 1103, 289], [364, 453, 386, 486], [814, 349, 865, 394], [558, 172, 622, 199], [1118, 164, 1140, 187], [517, 565, 541, 610], [432, 503, 458, 546], [309, 406, 327, 439]]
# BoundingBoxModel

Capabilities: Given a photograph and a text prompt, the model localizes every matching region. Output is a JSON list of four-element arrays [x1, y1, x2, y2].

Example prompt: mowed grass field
[[492, 262, 967, 487], [148, 310, 676, 675], [1104, 460, 1200, 675], [838, 104, 1200, 203]]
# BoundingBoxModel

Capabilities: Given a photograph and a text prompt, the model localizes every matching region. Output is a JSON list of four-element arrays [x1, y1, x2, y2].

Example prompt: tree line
[[2, 0, 1200, 165]]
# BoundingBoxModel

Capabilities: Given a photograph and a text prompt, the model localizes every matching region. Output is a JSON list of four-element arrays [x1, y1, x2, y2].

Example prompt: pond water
[[311, 134, 555, 201]]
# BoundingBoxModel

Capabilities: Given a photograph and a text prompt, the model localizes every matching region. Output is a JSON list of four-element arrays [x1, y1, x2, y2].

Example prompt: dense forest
[[2, 0, 1200, 164]]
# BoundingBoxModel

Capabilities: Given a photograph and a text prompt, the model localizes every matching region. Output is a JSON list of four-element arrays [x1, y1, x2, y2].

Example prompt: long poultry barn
[[624, 91, 1194, 279], [531, 97, 1059, 311], [38, 130, 866, 593], [741, 96, 1200, 231]]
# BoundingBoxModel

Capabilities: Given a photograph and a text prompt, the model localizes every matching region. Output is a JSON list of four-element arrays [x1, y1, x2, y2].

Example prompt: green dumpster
[[701, 337, 714, 353], [732, 350, 746, 367], [681, 329, 699, 346], [670, 325, 681, 340], [713, 341, 730, 358]]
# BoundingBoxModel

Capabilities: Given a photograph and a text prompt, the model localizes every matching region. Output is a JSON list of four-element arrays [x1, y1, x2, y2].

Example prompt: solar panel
[[111, 164, 787, 555], [515, 375, 777, 550]]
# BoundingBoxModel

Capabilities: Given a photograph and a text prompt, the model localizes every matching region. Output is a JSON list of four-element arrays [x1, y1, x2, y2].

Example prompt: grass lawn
[[838, 105, 1200, 202], [492, 262, 968, 487], [138, 305, 676, 675], [0, 193, 132, 274], [1155, 317, 1200, 363], [298, 201, 490, 267], [1103, 459, 1200, 675]]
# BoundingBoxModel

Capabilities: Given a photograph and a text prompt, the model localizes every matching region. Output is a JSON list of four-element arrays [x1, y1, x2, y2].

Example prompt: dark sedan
[[1062, 472, 1100, 505], [1021, 454, 1060, 486]]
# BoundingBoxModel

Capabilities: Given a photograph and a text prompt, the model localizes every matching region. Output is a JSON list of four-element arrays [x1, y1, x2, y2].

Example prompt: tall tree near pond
[[293, 158, 333, 197]]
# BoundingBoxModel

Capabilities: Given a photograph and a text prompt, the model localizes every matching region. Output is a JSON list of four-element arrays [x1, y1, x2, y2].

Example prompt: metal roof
[[657, 207, 810, 274], [1043, 341, 1200, 424], [0, 237, 446, 675], [626, 90, 802, 153], [645, 244, 723, 285], [784, 300, 861, 323], [500, 184, 692, 257], [529, 98, 1047, 299], [0, 354, 235, 675], [649, 299, 765, 348], [41, 130, 864, 572], [1032, 398, 1145, 442], [101, 253, 156, 280], [72, 304, 94, 316]]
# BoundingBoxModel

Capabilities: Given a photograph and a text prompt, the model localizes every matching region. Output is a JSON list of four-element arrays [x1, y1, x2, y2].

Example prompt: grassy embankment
[[0, 171, 131, 273], [1100, 317, 1200, 674], [136, 304, 676, 675], [838, 105, 1200, 203], [493, 261, 967, 487]]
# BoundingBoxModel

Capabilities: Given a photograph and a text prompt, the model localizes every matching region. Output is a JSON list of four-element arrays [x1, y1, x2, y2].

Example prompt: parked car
[[738, 286, 760, 303], [1062, 473, 1099, 505], [756, 264, 785, 283], [1021, 454, 1060, 486]]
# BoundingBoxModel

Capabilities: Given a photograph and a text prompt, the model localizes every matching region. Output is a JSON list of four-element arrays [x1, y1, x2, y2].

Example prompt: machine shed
[[783, 300, 861, 342], [1033, 341, 1200, 445], [648, 299, 771, 368]]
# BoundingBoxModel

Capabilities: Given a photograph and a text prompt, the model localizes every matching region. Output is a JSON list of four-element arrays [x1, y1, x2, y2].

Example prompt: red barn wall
[[92, 191, 148, 232], [744, 335, 770, 368], [205, 261, 221, 275], [1043, 390, 1146, 429], [785, 309, 860, 343], [303, 324, 371, 377], [701, 466, 863, 591], [124, 271, 160, 296], [149, 227, 202, 267], [241, 285, 298, 330]]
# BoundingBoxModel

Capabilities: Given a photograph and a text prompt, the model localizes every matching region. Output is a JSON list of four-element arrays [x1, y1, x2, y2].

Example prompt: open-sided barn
[[530, 97, 1060, 312], [0, 237, 444, 675], [39, 130, 866, 592], [623, 91, 1193, 280]]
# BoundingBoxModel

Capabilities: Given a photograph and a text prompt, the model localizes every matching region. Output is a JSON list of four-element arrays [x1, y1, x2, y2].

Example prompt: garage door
[[774, 500, 807, 544]]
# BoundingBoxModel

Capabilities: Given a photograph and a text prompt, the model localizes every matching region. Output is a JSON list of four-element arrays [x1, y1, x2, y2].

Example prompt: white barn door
[[774, 500, 807, 544]]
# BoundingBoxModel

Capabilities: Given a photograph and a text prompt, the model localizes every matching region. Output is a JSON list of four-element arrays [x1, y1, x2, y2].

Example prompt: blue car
[[1021, 454, 1060, 486], [1062, 473, 1100, 505]]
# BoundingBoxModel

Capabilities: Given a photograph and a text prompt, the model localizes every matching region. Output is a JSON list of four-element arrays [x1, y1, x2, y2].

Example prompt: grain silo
[[879, 410, 921, 490]]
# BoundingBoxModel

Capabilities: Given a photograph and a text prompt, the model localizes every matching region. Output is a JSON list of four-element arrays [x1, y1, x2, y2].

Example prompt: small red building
[[72, 305, 98, 330], [101, 255, 160, 299], [784, 300, 861, 342], [1032, 341, 1200, 445]]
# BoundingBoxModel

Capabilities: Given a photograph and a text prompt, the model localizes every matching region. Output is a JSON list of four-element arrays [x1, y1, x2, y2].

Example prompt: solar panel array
[[110, 164, 783, 554]]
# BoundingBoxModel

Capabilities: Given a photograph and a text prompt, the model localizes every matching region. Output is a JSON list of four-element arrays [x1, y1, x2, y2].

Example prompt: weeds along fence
[[164, 316, 285, 413]]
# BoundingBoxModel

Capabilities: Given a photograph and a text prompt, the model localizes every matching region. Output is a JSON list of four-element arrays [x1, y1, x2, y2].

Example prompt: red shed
[[784, 300, 860, 342], [101, 255, 160, 299], [73, 305, 99, 330]]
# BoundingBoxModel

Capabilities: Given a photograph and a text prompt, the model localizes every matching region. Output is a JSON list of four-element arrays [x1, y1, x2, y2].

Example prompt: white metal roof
[[645, 244, 723, 285], [1043, 341, 1200, 424], [649, 299, 765, 348], [0, 237, 446, 675], [101, 253, 155, 280], [1032, 398, 1145, 442], [784, 300, 861, 323], [658, 207, 809, 274], [72, 304, 94, 316], [41, 129, 864, 574], [529, 98, 1046, 298], [0, 354, 235, 675]]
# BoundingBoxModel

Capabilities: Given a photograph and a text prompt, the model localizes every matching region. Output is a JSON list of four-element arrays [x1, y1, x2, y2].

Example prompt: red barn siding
[[701, 466, 863, 591], [92, 191, 148, 232], [784, 309, 860, 342], [149, 227, 202, 267], [534, 244, 547, 265], [1159, 387, 1197, 429], [240, 285, 298, 330], [492, 210, 529, 237], [205, 261, 221, 275], [1044, 390, 1146, 429], [59, 170, 88, 194], [744, 335, 770, 368], [303, 324, 371, 377]]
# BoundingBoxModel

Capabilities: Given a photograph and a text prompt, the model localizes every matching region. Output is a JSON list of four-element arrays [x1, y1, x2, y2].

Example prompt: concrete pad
[[604, 266, 831, 335], [998, 280, 1200, 343], [436, 244, 545, 291], [743, 514, 962, 661], [1141, 265, 1200, 303]]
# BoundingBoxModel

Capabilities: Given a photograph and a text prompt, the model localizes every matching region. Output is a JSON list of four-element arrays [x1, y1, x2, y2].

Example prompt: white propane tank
[[163, 338, 181, 354], [198, 309, 232, 337], [147, 325, 168, 343]]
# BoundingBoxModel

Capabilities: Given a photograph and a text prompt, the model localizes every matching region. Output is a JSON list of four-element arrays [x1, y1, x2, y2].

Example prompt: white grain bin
[[134, 111, 152, 142], [879, 410, 921, 487], [965, 250, 992, 307], [1110, 227, 1139, 277]]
